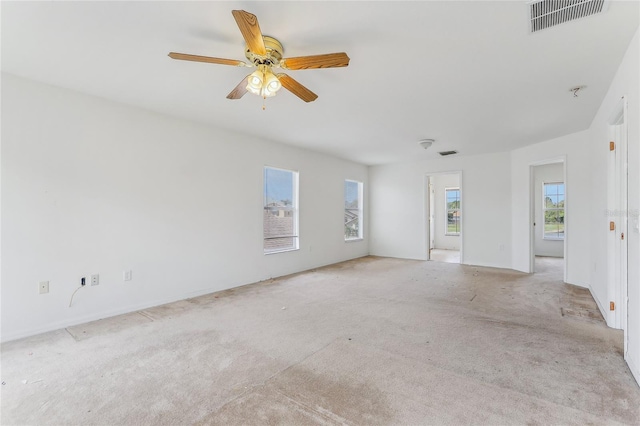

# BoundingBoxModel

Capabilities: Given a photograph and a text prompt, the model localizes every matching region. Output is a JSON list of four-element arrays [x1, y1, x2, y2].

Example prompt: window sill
[[445, 233, 460, 237], [345, 238, 364, 243], [264, 247, 299, 255], [543, 237, 564, 241]]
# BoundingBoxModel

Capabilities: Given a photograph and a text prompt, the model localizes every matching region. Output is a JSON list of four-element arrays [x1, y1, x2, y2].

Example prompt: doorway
[[531, 162, 566, 281], [426, 172, 462, 264]]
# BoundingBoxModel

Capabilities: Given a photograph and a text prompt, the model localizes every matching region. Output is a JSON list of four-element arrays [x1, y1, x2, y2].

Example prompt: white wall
[[509, 29, 639, 384], [1, 73, 369, 342], [587, 29, 639, 384], [510, 131, 590, 286], [431, 174, 461, 250], [533, 163, 564, 258], [369, 152, 511, 268]]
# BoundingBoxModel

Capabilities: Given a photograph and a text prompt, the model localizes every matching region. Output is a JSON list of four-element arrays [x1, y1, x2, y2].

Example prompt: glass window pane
[[345, 181, 359, 209], [264, 167, 294, 205], [446, 188, 460, 235], [446, 189, 460, 209], [345, 180, 363, 240], [264, 167, 298, 253]]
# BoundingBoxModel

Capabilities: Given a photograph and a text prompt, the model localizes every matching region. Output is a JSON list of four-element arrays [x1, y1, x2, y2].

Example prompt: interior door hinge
[[610, 301, 615, 311], [610, 141, 615, 151], [610, 221, 615, 231]]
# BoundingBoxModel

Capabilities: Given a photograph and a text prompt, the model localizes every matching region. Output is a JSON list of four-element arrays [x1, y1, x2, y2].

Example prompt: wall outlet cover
[[91, 274, 99, 286], [39, 281, 49, 294]]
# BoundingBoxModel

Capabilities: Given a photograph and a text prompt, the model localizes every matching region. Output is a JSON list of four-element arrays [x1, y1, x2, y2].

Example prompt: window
[[543, 182, 564, 240], [264, 166, 298, 253], [345, 180, 363, 240], [445, 188, 460, 235]]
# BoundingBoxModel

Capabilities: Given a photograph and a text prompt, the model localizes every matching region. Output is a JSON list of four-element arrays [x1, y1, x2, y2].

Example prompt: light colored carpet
[[429, 248, 460, 263], [2, 256, 638, 425]]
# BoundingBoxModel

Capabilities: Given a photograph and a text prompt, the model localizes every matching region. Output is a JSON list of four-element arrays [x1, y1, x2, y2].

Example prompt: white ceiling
[[2, 1, 638, 165]]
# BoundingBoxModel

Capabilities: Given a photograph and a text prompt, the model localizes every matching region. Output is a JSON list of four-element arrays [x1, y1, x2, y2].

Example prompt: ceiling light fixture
[[419, 139, 435, 150], [246, 65, 282, 98]]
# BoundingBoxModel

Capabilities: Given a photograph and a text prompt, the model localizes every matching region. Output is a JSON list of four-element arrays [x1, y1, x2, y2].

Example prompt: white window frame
[[263, 166, 299, 254], [445, 187, 460, 236], [542, 181, 564, 241], [344, 180, 364, 241]]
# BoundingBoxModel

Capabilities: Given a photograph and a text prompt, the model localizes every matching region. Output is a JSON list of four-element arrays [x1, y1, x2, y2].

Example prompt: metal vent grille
[[530, 0, 608, 33], [438, 150, 458, 156]]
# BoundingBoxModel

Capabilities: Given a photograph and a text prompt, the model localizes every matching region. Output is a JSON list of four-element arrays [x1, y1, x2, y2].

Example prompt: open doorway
[[426, 172, 462, 264], [531, 162, 565, 280]]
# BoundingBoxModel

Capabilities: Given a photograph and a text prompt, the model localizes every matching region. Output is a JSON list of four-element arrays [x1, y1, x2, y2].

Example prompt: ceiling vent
[[438, 150, 458, 156], [529, 0, 609, 33]]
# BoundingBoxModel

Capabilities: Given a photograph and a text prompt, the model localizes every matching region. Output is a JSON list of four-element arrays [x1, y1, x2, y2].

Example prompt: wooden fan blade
[[168, 52, 246, 67], [277, 74, 318, 102], [232, 10, 266, 56], [281, 52, 350, 70], [227, 76, 249, 100]]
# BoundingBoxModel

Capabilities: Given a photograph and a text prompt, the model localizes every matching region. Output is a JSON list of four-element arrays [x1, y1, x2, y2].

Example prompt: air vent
[[529, 0, 609, 33], [438, 150, 458, 156]]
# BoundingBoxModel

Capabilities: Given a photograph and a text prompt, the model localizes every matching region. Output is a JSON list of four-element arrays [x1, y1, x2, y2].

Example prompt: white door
[[429, 181, 435, 251], [608, 99, 628, 354]]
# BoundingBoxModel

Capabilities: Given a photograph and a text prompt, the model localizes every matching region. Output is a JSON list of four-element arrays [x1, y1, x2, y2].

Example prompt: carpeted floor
[[2, 256, 638, 425], [429, 248, 460, 264]]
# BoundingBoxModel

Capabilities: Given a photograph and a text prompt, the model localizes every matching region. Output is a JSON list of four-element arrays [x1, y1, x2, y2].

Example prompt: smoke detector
[[419, 139, 435, 150]]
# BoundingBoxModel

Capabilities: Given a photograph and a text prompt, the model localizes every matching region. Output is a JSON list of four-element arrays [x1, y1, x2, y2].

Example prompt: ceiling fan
[[168, 10, 350, 103]]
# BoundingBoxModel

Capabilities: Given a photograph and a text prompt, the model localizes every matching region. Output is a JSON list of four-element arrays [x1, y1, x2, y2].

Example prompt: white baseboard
[[1, 254, 372, 343], [1, 286, 224, 343], [627, 355, 640, 388], [589, 283, 610, 326]]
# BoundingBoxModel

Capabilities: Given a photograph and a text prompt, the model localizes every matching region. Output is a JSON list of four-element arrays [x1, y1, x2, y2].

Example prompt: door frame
[[424, 171, 463, 263], [607, 96, 628, 349], [528, 157, 568, 283]]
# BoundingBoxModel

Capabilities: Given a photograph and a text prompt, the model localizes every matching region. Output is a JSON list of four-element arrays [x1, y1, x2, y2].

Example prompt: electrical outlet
[[123, 270, 132, 281], [39, 281, 49, 294], [91, 274, 99, 286]]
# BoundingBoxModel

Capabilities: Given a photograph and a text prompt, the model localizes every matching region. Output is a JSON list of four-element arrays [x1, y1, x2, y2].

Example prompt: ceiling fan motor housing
[[245, 36, 284, 66]]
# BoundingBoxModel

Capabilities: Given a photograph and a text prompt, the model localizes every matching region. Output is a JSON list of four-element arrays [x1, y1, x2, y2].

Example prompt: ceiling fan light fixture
[[246, 69, 264, 95], [262, 71, 282, 97], [170, 10, 350, 104], [246, 65, 282, 98]]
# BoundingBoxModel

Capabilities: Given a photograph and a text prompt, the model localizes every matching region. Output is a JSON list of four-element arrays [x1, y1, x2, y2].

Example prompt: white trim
[[627, 356, 640, 387], [589, 283, 608, 322], [1, 254, 375, 343], [606, 96, 628, 334], [0, 284, 230, 343]]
